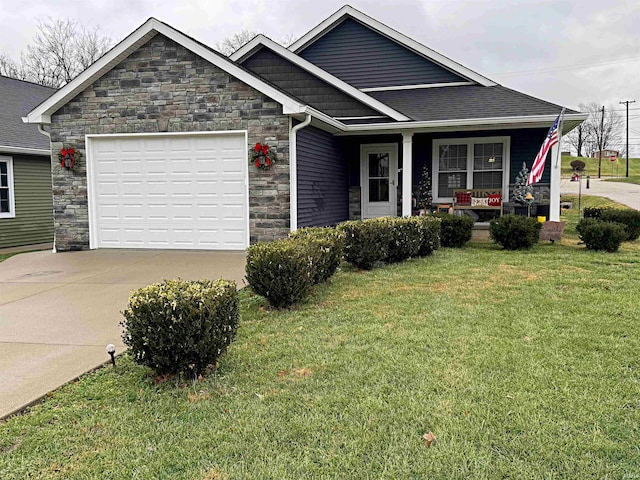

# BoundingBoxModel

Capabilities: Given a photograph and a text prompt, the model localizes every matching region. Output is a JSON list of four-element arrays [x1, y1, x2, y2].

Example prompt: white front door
[[361, 144, 398, 218]]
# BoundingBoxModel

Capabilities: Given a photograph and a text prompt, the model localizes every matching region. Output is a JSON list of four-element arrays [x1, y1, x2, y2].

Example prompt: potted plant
[[511, 162, 535, 216]]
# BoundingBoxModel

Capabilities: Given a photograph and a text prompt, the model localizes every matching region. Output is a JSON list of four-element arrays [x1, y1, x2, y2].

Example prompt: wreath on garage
[[58, 147, 82, 173], [250, 143, 277, 169]]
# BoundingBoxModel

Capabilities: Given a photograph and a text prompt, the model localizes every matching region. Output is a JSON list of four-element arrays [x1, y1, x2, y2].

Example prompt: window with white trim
[[0, 156, 16, 218], [433, 137, 510, 201]]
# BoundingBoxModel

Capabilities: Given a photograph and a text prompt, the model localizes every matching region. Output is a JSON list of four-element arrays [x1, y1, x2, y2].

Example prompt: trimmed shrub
[[600, 209, 640, 241], [570, 159, 586, 172], [386, 217, 423, 263], [121, 279, 239, 376], [337, 218, 392, 270], [583, 206, 604, 219], [408, 216, 441, 256], [489, 214, 542, 250], [289, 227, 345, 283], [245, 239, 314, 308], [577, 219, 627, 252], [432, 213, 474, 248]]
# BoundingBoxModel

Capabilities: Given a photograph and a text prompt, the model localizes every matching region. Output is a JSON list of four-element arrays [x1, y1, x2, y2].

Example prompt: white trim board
[[0, 156, 16, 219], [25, 19, 307, 124], [230, 35, 410, 122], [0, 145, 50, 156], [289, 5, 496, 87], [360, 82, 474, 92]]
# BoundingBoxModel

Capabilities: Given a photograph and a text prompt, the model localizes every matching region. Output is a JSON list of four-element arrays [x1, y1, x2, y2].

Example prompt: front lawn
[[2, 242, 639, 478], [562, 155, 640, 177]]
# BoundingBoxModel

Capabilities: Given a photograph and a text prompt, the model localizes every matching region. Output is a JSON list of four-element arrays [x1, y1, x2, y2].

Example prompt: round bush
[[577, 219, 627, 252], [245, 239, 314, 308], [121, 279, 239, 376], [489, 214, 542, 250], [289, 227, 345, 283], [432, 213, 474, 248], [337, 218, 392, 270]]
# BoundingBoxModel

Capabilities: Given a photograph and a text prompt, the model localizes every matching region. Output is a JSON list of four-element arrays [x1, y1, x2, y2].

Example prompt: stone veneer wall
[[46, 34, 291, 251]]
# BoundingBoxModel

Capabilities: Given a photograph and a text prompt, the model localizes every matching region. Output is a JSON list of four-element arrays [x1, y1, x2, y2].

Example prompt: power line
[[491, 56, 640, 78]]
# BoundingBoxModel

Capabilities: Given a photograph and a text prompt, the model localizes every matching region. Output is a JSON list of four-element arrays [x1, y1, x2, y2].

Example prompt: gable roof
[[231, 35, 409, 121], [0, 75, 55, 153], [24, 18, 309, 124], [289, 5, 496, 88]]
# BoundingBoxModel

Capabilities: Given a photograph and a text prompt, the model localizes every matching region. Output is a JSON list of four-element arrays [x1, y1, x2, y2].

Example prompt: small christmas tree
[[417, 165, 432, 211], [512, 162, 534, 205]]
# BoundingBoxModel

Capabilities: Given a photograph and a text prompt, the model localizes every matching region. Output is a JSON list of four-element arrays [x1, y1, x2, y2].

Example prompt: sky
[[1, 0, 639, 154]]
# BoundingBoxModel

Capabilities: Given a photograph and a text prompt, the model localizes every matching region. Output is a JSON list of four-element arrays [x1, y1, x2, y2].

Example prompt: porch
[[294, 126, 558, 229]]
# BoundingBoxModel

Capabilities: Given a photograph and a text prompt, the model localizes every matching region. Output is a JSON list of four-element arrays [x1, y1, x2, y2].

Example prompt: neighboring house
[[592, 149, 619, 159], [0, 75, 55, 249], [24, 5, 587, 252]]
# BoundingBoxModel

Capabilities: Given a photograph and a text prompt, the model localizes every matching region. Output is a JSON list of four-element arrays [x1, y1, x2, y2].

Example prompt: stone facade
[[46, 34, 291, 251]]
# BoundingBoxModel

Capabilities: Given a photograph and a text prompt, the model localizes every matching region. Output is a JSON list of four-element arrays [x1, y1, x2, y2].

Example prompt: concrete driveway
[[560, 176, 640, 210], [0, 249, 246, 419]]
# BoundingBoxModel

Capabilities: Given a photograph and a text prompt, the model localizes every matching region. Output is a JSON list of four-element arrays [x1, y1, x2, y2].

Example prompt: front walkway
[[0, 249, 246, 419], [560, 176, 640, 210]]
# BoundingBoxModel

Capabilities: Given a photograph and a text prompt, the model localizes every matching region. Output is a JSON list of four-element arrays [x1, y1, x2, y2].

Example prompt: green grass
[[0, 253, 15, 262], [561, 155, 640, 178], [1, 209, 640, 478], [604, 175, 640, 185]]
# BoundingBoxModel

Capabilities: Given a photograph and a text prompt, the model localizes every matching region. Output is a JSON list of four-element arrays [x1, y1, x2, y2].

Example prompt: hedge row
[[337, 216, 442, 270]]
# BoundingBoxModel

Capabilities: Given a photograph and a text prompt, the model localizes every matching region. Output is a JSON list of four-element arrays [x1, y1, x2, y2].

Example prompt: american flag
[[527, 113, 561, 185]]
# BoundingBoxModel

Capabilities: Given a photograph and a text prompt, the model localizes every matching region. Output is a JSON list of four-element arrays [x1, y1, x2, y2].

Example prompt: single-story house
[[592, 149, 619, 159], [0, 75, 55, 250], [24, 5, 587, 252]]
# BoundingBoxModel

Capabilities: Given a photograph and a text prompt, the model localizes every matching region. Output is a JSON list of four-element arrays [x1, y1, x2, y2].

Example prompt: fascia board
[[25, 19, 306, 124], [337, 113, 589, 134], [290, 5, 496, 87], [232, 35, 410, 121]]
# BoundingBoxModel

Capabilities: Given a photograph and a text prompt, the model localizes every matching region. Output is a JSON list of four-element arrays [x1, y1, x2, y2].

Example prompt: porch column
[[549, 142, 560, 221], [402, 132, 413, 217]]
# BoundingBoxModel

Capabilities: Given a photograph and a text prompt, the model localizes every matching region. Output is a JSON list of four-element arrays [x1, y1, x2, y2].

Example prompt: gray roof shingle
[[0, 75, 55, 151], [369, 85, 578, 122]]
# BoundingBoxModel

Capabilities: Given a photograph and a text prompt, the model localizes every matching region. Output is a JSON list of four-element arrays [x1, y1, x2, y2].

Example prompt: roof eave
[[336, 113, 588, 134], [24, 19, 307, 125]]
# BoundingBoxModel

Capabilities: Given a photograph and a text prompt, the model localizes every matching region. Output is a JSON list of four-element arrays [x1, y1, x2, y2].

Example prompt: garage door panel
[[90, 133, 248, 250]]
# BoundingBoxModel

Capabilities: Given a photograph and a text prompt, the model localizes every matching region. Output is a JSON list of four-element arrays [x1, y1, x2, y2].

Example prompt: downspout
[[38, 124, 56, 253], [289, 114, 312, 232]]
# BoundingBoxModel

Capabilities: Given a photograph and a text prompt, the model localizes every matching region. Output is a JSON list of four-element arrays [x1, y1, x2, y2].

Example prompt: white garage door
[[87, 132, 248, 250]]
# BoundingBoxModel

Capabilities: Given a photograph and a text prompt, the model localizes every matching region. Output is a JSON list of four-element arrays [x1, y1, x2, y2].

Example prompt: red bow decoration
[[60, 148, 76, 169]]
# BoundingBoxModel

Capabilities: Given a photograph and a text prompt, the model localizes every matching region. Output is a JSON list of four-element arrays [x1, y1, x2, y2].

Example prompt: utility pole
[[619, 100, 636, 177], [597, 105, 605, 179]]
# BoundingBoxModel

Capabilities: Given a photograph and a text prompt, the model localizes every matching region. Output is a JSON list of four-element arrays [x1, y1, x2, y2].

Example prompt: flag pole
[[554, 107, 566, 167]]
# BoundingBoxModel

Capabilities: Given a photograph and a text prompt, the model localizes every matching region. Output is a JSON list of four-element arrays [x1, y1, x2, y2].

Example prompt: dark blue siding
[[412, 128, 551, 189], [297, 126, 349, 227], [298, 18, 467, 89], [242, 47, 380, 117]]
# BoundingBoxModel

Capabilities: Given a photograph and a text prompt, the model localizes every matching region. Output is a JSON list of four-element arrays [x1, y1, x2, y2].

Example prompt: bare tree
[[0, 18, 111, 87], [214, 30, 298, 56], [580, 102, 623, 157], [214, 29, 259, 56], [564, 122, 589, 157]]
